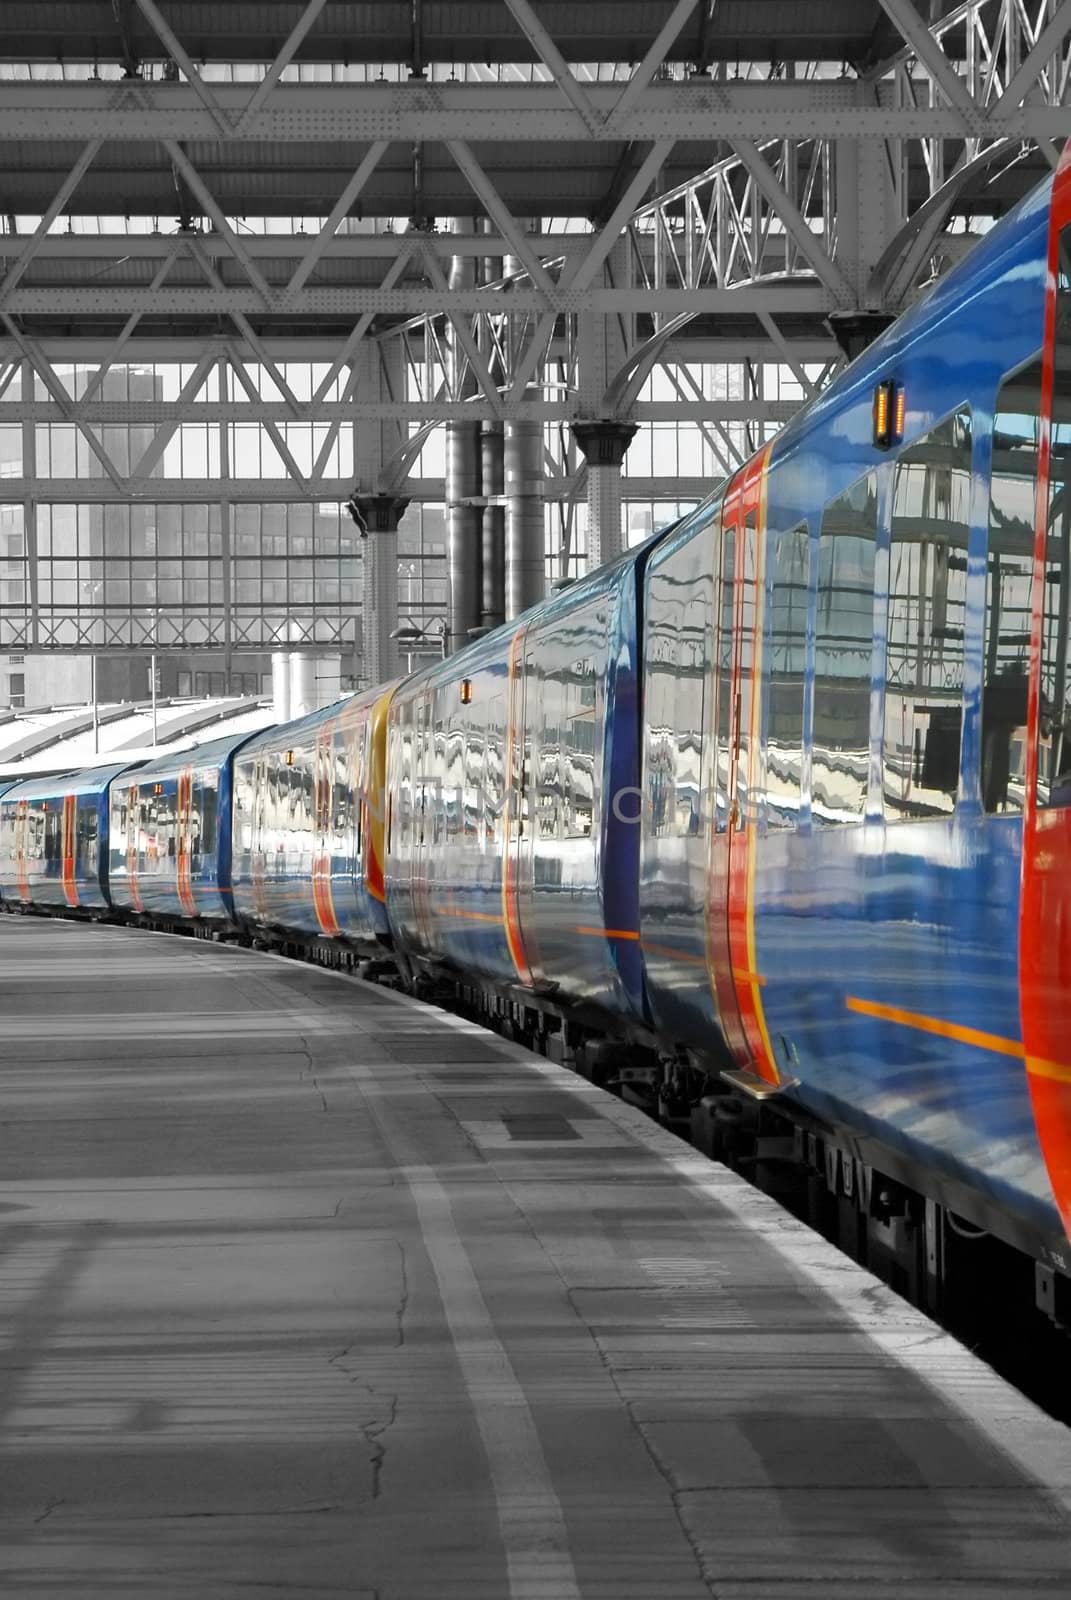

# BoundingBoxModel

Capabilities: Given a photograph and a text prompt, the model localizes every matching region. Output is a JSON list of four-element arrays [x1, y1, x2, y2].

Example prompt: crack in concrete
[[33, 1497, 64, 1525], [359, 1393, 398, 1500], [297, 1036, 328, 1113], [394, 1240, 409, 1349]]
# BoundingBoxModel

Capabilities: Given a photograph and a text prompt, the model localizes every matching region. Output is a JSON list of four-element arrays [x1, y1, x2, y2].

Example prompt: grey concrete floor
[[0, 915, 1068, 1599]]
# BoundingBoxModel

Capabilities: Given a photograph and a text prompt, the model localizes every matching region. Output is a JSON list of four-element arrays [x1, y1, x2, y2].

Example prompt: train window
[[190, 784, 204, 875], [446, 726, 465, 839], [766, 521, 810, 828], [535, 664, 563, 842], [564, 652, 597, 839], [671, 575, 709, 838], [1038, 223, 1071, 807], [884, 408, 972, 819], [813, 472, 878, 822], [983, 357, 1039, 812], [202, 779, 218, 863], [645, 558, 682, 838], [464, 723, 483, 840], [83, 803, 98, 874], [484, 695, 505, 841]]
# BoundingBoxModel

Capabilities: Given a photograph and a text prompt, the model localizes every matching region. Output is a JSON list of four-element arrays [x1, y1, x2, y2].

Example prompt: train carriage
[[638, 151, 1071, 1266], [230, 683, 396, 947], [107, 731, 256, 923], [0, 764, 134, 913], [386, 543, 659, 1022]]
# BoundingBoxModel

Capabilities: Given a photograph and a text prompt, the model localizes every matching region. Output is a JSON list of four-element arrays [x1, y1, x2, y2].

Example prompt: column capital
[[824, 311, 895, 362], [570, 420, 638, 468], [346, 491, 410, 535]]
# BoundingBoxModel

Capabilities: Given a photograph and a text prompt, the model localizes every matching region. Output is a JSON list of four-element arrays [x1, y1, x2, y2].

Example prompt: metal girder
[[0, 81, 1065, 143], [284, 140, 390, 295], [0, 287, 831, 315], [0, 139, 102, 308], [3, 398, 798, 424]]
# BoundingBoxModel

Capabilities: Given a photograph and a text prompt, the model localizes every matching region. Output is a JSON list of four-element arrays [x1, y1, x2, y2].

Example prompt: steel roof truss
[[501, 0, 600, 133], [133, 0, 233, 137], [446, 141, 558, 303], [606, 0, 700, 128], [235, 0, 329, 134], [163, 141, 274, 307], [285, 139, 390, 296], [2, 316, 128, 494], [81, 244, 183, 403], [0, 139, 102, 312]]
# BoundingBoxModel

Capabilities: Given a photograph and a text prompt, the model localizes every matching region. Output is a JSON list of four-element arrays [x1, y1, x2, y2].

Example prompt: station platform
[[0, 917, 1069, 1599]]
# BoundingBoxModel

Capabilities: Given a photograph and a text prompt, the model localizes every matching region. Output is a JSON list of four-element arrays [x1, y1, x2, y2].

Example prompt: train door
[[312, 724, 340, 936], [125, 782, 143, 912], [412, 686, 436, 951], [709, 445, 786, 1091], [176, 764, 196, 916], [61, 792, 78, 907], [503, 622, 537, 984], [1020, 152, 1071, 1237], [14, 797, 30, 902]]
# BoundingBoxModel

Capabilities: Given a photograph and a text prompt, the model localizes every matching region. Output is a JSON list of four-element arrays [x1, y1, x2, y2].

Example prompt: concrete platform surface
[[0, 916, 1069, 1599]]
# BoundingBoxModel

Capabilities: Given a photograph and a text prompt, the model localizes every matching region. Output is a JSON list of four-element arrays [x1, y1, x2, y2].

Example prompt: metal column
[[348, 492, 410, 688], [480, 227, 506, 630], [446, 218, 482, 653], [571, 421, 637, 571]]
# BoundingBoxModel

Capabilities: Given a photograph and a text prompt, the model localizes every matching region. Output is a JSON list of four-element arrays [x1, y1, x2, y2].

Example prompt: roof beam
[[285, 140, 390, 295], [1, 315, 129, 493], [0, 140, 102, 309], [80, 244, 183, 401], [183, 235, 300, 412], [162, 141, 275, 307], [565, 140, 674, 295], [605, 0, 699, 126], [501, 0, 600, 131], [133, 0, 233, 135], [446, 140, 558, 302], [2, 284, 832, 315], [992, 1, 1071, 118], [876, 0, 983, 130], [312, 245, 415, 402], [728, 139, 856, 305], [236, 0, 328, 132], [421, 251, 503, 412], [0, 83, 1065, 141]]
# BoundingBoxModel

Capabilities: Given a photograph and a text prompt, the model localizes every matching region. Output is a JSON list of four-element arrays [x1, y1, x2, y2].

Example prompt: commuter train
[[3, 148, 1071, 1333]]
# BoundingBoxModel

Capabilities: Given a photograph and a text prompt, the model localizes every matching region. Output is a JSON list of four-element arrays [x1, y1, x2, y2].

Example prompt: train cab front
[[1020, 145, 1071, 1247]]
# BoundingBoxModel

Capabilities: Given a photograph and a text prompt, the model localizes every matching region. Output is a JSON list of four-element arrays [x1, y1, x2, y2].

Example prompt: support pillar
[[289, 652, 316, 719], [271, 653, 291, 723], [504, 412, 545, 619], [347, 492, 410, 687], [446, 219, 482, 654], [571, 421, 637, 571], [480, 225, 506, 631], [481, 419, 506, 630]]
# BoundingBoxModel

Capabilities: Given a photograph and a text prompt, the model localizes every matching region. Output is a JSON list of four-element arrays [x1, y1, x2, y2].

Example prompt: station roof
[[0, 4, 915, 71], [0, 695, 278, 781]]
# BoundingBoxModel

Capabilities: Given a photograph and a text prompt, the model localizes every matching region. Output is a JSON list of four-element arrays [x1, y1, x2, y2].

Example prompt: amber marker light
[[873, 378, 895, 449], [460, 678, 473, 705], [285, 750, 295, 765], [893, 384, 907, 443]]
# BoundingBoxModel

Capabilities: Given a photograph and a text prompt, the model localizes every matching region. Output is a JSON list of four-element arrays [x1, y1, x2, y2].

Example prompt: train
[[2, 145, 1071, 1343]]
